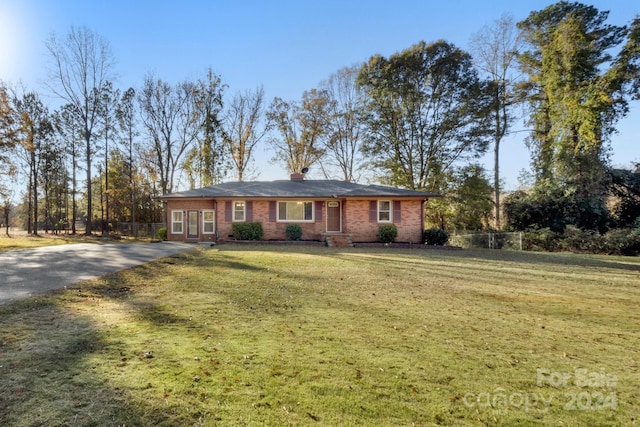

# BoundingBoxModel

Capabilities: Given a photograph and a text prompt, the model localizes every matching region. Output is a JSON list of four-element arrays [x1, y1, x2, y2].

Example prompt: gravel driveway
[[0, 242, 193, 304]]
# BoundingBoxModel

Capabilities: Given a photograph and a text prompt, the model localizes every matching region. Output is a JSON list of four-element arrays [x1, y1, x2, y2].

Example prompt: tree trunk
[[494, 136, 500, 230], [85, 130, 92, 235]]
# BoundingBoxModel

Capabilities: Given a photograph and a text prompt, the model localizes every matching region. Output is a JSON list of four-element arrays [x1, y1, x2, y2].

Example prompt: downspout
[[422, 198, 428, 244]]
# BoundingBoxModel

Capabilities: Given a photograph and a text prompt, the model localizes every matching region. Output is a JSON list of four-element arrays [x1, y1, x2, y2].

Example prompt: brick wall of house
[[165, 197, 426, 243], [344, 199, 424, 243], [218, 200, 326, 241], [165, 199, 217, 242]]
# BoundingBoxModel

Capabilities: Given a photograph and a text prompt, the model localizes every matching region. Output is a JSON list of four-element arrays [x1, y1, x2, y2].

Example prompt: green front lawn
[[0, 233, 76, 251], [0, 245, 638, 426]]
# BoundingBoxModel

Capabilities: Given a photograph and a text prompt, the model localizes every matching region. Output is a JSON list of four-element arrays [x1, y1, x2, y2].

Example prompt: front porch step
[[325, 233, 353, 248]]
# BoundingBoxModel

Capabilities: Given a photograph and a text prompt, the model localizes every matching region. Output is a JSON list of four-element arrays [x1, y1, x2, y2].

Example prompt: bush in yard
[[424, 228, 448, 245], [522, 228, 560, 251], [603, 229, 640, 256], [232, 222, 264, 240], [378, 224, 398, 243], [559, 226, 604, 253], [285, 224, 303, 241], [156, 227, 167, 240]]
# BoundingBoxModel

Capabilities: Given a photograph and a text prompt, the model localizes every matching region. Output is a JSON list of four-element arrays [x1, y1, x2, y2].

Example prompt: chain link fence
[[115, 223, 165, 239], [449, 231, 523, 250]]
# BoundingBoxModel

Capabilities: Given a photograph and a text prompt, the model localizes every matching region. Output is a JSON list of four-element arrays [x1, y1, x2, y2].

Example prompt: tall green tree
[[470, 15, 523, 229], [45, 26, 116, 235], [615, 17, 640, 101], [449, 164, 494, 231], [357, 40, 492, 192], [267, 89, 331, 175], [517, 2, 629, 200]]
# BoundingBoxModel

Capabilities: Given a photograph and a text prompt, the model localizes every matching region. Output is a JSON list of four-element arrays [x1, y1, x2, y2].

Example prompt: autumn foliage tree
[[267, 89, 332, 175], [319, 65, 366, 182], [183, 69, 227, 188], [223, 86, 271, 181], [0, 85, 17, 189]]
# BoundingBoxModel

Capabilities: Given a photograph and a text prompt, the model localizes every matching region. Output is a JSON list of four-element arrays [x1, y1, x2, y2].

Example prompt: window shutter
[[394, 201, 401, 223], [246, 201, 253, 222], [269, 201, 276, 222], [225, 201, 232, 222], [369, 201, 377, 222], [315, 201, 323, 222]]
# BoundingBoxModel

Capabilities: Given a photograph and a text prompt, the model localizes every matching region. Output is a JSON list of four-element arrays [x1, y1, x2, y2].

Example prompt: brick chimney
[[290, 173, 304, 181]]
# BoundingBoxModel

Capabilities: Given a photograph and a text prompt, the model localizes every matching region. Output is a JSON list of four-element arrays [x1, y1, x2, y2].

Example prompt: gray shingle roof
[[159, 180, 439, 199]]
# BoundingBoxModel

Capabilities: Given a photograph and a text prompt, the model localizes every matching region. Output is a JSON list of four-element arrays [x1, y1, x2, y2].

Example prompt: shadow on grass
[[0, 299, 148, 426], [452, 248, 640, 273], [310, 245, 640, 274]]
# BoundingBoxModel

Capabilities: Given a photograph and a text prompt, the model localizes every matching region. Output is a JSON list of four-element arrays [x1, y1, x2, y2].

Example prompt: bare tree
[[138, 75, 197, 194], [223, 86, 271, 181], [320, 65, 365, 182], [470, 15, 523, 229], [45, 26, 116, 235], [266, 89, 331, 175]]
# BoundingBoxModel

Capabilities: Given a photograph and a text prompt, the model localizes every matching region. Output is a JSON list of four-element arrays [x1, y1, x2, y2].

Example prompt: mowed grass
[[0, 233, 78, 251], [0, 232, 154, 252], [0, 245, 638, 426]]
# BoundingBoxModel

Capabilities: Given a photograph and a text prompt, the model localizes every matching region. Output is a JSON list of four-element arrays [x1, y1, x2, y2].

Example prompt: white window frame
[[202, 210, 215, 234], [378, 200, 392, 223], [171, 210, 184, 234], [233, 201, 246, 222], [277, 201, 314, 222]]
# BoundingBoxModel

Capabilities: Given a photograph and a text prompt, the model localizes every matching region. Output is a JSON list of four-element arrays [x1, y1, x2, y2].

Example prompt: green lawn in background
[[0, 233, 76, 251], [0, 245, 638, 426]]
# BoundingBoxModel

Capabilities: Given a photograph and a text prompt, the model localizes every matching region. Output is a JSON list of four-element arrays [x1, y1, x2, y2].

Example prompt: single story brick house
[[158, 173, 439, 245]]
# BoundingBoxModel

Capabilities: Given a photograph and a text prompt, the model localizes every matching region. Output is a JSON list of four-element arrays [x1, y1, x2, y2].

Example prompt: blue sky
[[1, 0, 638, 188]]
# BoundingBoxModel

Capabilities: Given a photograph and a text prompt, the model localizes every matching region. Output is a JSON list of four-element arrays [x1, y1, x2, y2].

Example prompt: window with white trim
[[278, 201, 314, 222], [202, 210, 215, 234], [378, 200, 391, 222], [171, 210, 183, 233], [233, 201, 245, 222]]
